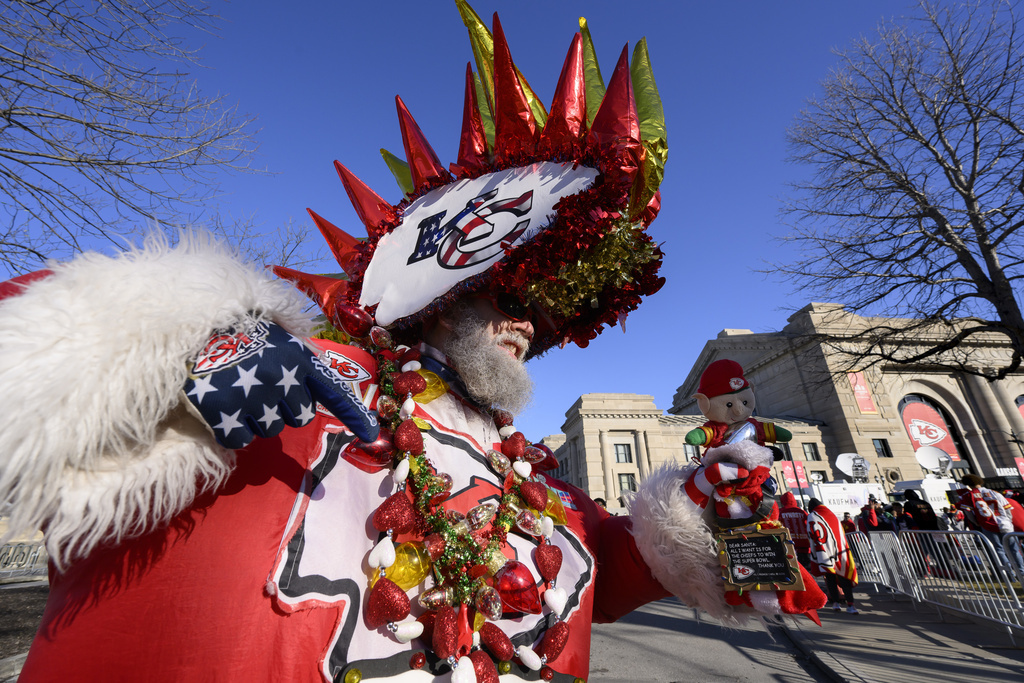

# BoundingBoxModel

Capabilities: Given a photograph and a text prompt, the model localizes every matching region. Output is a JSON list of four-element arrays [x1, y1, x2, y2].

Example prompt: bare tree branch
[[778, 0, 1024, 380], [0, 0, 260, 275]]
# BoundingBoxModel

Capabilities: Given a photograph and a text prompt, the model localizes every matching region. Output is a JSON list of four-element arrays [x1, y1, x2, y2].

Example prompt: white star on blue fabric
[[277, 365, 301, 394], [213, 409, 244, 435], [258, 404, 281, 430], [287, 334, 306, 348], [233, 365, 262, 397], [255, 340, 276, 358], [187, 375, 217, 404], [295, 403, 316, 425]]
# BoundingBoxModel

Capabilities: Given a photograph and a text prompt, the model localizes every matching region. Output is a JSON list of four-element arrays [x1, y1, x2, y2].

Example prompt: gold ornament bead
[[574, 678, 586, 683], [498, 661, 512, 675], [343, 669, 362, 683]]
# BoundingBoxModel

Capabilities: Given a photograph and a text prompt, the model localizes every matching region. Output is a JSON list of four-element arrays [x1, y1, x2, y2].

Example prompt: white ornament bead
[[541, 515, 554, 540], [393, 458, 410, 484], [512, 461, 532, 479], [517, 645, 542, 671], [544, 586, 567, 613], [451, 656, 475, 683], [401, 360, 422, 373], [400, 396, 416, 419], [368, 536, 396, 569], [472, 631, 481, 648], [498, 425, 517, 439], [393, 619, 424, 644]]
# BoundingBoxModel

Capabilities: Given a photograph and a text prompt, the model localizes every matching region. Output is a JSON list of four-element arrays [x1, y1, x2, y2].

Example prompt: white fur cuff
[[628, 462, 743, 624], [0, 233, 315, 569]]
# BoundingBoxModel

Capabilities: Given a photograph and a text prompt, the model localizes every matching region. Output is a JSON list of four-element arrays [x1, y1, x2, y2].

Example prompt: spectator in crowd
[[957, 474, 1024, 574], [807, 498, 860, 614], [903, 490, 939, 530], [890, 502, 914, 531], [841, 512, 857, 534], [779, 492, 812, 568], [859, 496, 893, 532]]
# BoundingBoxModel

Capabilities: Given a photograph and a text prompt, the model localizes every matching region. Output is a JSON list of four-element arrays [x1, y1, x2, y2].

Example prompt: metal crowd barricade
[[1003, 532, 1024, 586], [885, 530, 1024, 643], [846, 531, 888, 587], [0, 541, 49, 579]]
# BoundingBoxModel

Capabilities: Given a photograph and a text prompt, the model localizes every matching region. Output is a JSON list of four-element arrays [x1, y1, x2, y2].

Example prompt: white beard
[[443, 313, 534, 415]]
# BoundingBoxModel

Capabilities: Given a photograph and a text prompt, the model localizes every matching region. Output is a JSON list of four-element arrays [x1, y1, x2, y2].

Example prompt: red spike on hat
[[491, 13, 535, 163], [539, 32, 586, 157], [395, 95, 452, 189], [333, 161, 392, 240], [456, 63, 489, 174], [588, 44, 642, 189], [306, 209, 362, 278], [272, 266, 349, 320]]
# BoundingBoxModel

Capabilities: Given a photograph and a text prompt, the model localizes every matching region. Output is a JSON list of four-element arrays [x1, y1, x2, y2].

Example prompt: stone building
[[548, 303, 1024, 506], [670, 303, 1024, 488], [548, 393, 825, 514]]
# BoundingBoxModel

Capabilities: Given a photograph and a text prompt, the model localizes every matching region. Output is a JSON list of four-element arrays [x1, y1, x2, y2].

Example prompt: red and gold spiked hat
[[274, 0, 668, 357]]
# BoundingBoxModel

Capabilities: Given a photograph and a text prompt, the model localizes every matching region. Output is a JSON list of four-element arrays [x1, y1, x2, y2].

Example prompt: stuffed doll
[[684, 359, 792, 451]]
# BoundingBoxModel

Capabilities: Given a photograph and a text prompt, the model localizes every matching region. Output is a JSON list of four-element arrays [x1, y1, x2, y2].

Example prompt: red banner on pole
[[794, 461, 810, 489], [1015, 457, 1024, 481], [780, 461, 797, 489]]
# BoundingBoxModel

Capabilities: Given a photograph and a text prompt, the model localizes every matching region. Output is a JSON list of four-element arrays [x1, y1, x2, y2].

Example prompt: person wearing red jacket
[[779, 492, 812, 569]]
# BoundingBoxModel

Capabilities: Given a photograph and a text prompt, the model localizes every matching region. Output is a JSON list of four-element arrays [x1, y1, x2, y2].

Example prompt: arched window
[[897, 394, 969, 465]]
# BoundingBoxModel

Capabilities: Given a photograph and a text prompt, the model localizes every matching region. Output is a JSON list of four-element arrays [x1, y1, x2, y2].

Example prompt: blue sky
[[191, 0, 909, 439]]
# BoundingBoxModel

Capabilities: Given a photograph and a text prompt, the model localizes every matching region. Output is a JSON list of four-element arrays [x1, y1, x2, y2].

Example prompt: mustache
[[495, 331, 530, 360]]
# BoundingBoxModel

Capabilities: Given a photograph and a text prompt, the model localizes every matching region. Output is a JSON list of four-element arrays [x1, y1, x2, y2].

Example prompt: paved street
[[590, 598, 827, 682]]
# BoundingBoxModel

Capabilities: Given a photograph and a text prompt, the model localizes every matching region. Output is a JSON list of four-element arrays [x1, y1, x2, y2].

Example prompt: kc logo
[[408, 189, 534, 269], [192, 321, 269, 375], [908, 418, 947, 446], [320, 349, 370, 383]]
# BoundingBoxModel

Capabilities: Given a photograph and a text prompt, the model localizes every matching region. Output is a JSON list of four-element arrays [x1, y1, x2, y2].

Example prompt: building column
[[990, 380, 1024, 456], [963, 374, 1012, 470], [599, 430, 615, 501], [635, 430, 650, 480]]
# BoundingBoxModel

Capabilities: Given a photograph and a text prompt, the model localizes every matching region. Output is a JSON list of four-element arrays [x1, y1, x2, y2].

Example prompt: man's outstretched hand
[[183, 319, 379, 449]]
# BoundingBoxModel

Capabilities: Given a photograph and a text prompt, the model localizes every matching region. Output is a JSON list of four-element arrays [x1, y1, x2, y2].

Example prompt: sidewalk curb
[[776, 619, 873, 683]]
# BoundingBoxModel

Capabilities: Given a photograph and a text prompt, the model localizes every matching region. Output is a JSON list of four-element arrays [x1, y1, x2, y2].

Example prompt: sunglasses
[[486, 293, 531, 322]]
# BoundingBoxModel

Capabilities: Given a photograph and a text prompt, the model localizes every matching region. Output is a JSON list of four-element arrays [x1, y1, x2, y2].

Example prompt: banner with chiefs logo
[[900, 400, 961, 461], [779, 461, 798, 489], [794, 461, 810, 488]]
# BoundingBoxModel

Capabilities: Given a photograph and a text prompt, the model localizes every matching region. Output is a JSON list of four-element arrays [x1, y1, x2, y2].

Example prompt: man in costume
[[0, 4, 821, 682]]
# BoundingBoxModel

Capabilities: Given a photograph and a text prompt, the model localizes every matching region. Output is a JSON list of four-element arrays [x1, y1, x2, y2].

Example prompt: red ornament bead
[[495, 560, 542, 614], [393, 419, 423, 453], [376, 395, 399, 420], [424, 533, 447, 561], [432, 605, 458, 659], [540, 666, 555, 681], [492, 409, 514, 428], [534, 543, 563, 582], [480, 622, 514, 661], [372, 491, 417, 534], [365, 577, 411, 629], [333, 303, 374, 338], [398, 348, 422, 365], [341, 427, 394, 468], [501, 432, 526, 460], [467, 564, 488, 580], [536, 620, 570, 662], [417, 611, 436, 642], [369, 326, 393, 349], [409, 652, 426, 670], [519, 481, 548, 511], [470, 650, 500, 683], [392, 370, 427, 396]]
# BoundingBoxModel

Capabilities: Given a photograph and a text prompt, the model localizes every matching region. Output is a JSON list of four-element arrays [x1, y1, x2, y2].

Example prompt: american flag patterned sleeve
[[680, 462, 749, 512], [182, 318, 378, 450]]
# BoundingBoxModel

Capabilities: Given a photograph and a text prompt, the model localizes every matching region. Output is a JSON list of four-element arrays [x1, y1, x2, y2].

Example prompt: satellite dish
[[915, 446, 951, 475], [835, 453, 859, 477]]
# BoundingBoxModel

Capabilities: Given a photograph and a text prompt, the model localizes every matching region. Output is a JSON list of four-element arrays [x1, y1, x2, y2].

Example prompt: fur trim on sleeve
[[0, 232, 315, 570], [627, 462, 745, 625]]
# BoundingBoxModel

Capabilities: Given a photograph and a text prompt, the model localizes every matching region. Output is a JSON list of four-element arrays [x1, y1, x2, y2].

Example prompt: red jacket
[[778, 492, 810, 551]]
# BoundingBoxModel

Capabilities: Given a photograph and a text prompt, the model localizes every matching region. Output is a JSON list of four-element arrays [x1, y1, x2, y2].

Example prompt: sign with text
[[717, 526, 804, 591], [847, 372, 878, 414]]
